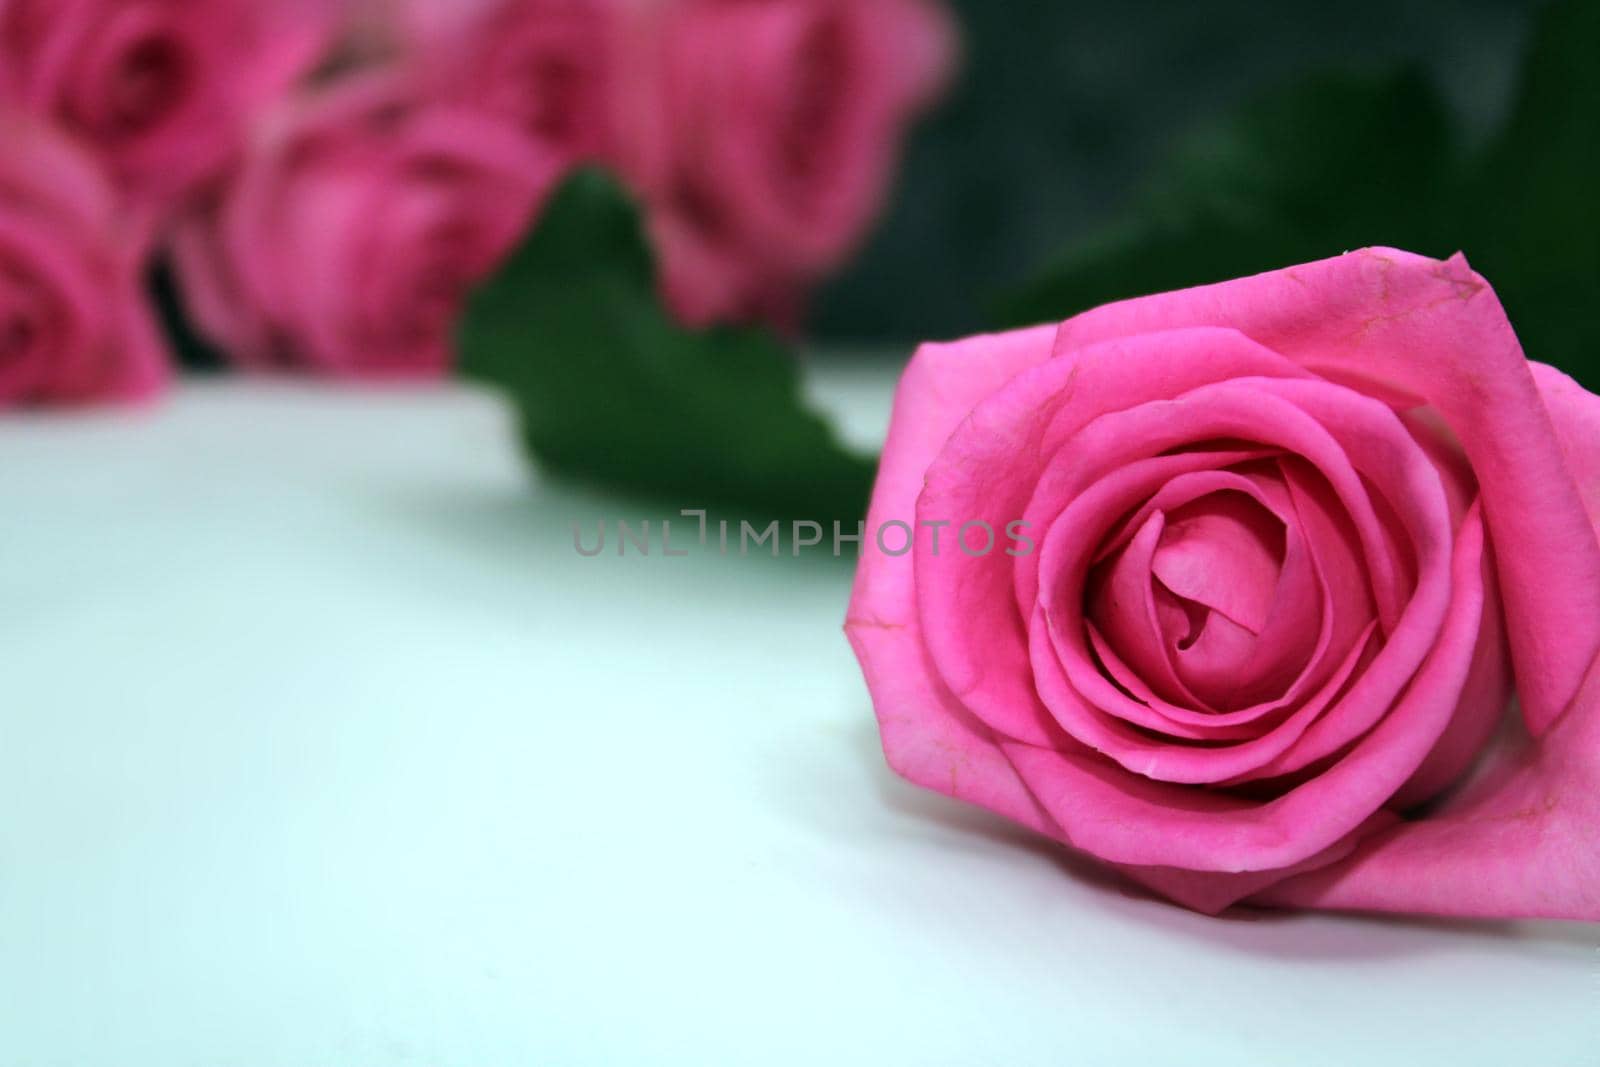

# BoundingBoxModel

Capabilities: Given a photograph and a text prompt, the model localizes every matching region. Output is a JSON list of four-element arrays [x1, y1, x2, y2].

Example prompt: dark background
[[816, 0, 1540, 344]]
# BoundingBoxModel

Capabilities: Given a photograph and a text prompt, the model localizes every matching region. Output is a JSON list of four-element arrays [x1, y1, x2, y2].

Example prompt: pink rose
[[0, 0, 337, 213], [353, 0, 522, 56], [402, 0, 623, 161], [172, 73, 563, 380], [848, 248, 1600, 920], [616, 0, 954, 324], [0, 111, 167, 407], [644, 206, 804, 332]]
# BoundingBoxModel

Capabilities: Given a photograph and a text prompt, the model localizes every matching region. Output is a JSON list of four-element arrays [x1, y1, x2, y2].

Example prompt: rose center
[[780, 17, 849, 201], [490, 19, 598, 154], [0, 305, 36, 356], [520, 51, 585, 145], [1088, 482, 1318, 711], [104, 36, 188, 135], [1147, 490, 1287, 645]]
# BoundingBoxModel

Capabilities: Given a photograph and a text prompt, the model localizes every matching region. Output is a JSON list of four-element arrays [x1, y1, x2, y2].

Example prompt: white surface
[[1, 372, 1597, 1067]]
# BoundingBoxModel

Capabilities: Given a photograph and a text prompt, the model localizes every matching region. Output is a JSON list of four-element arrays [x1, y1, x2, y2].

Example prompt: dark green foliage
[[998, 68, 1460, 327], [1001, 0, 1600, 390], [459, 170, 877, 524]]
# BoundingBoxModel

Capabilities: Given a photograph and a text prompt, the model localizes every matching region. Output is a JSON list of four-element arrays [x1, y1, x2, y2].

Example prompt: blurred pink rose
[[400, 0, 622, 160], [349, 0, 955, 332], [360, 0, 511, 48], [0, 112, 167, 407], [335, 0, 505, 67], [618, 0, 955, 320], [0, 0, 337, 214], [645, 204, 804, 332], [172, 73, 563, 380]]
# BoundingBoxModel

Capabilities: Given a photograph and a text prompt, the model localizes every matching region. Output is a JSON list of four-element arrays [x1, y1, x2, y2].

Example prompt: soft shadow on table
[[379, 478, 1598, 961], [779, 716, 1600, 961]]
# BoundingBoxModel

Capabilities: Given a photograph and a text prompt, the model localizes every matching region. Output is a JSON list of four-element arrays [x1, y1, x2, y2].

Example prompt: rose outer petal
[[1248, 367, 1600, 921], [1120, 810, 1401, 916], [847, 325, 1065, 812], [1534, 362, 1600, 528], [1054, 247, 1600, 738], [1254, 647, 1597, 922]]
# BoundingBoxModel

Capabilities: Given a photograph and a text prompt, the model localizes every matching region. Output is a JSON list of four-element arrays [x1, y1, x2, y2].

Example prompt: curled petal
[[916, 327, 1310, 748], [1004, 504, 1485, 876], [1055, 247, 1600, 736], [1027, 380, 1451, 782]]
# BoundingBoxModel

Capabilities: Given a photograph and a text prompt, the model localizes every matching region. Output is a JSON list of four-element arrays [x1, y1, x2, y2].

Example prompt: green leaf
[[458, 169, 877, 525], [996, 68, 1461, 328], [149, 257, 227, 374], [1462, 0, 1600, 389]]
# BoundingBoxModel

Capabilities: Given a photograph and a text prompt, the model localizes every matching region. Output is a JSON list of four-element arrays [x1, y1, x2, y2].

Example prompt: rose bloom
[[172, 73, 563, 380], [614, 0, 955, 327], [0, 0, 336, 215], [0, 112, 167, 407], [848, 248, 1600, 920], [405, 0, 621, 161], [643, 208, 807, 332]]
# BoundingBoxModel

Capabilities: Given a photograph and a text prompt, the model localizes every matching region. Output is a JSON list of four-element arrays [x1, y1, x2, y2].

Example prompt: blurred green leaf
[[996, 67, 1460, 324], [999, 0, 1600, 391], [149, 258, 226, 374], [1462, 0, 1600, 388], [459, 170, 877, 524]]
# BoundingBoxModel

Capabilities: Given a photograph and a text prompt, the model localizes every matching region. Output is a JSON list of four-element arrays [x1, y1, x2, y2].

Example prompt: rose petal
[[1086, 462, 1366, 737], [1089, 509, 1192, 708], [1151, 488, 1284, 636], [1026, 396, 1426, 786], [1202, 376, 1457, 782], [1120, 810, 1400, 916], [917, 326, 1313, 748], [1005, 504, 1485, 873], [1249, 368, 1600, 920], [1054, 247, 1600, 737], [1252, 647, 1595, 921], [1028, 379, 1450, 785], [848, 324, 1061, 739], [847, 616, 1064, 841], [847, 325, 1067, 825]]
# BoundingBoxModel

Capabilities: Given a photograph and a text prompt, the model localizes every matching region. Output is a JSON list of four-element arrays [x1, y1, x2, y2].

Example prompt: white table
[[2, 369, 1596, 1066]]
